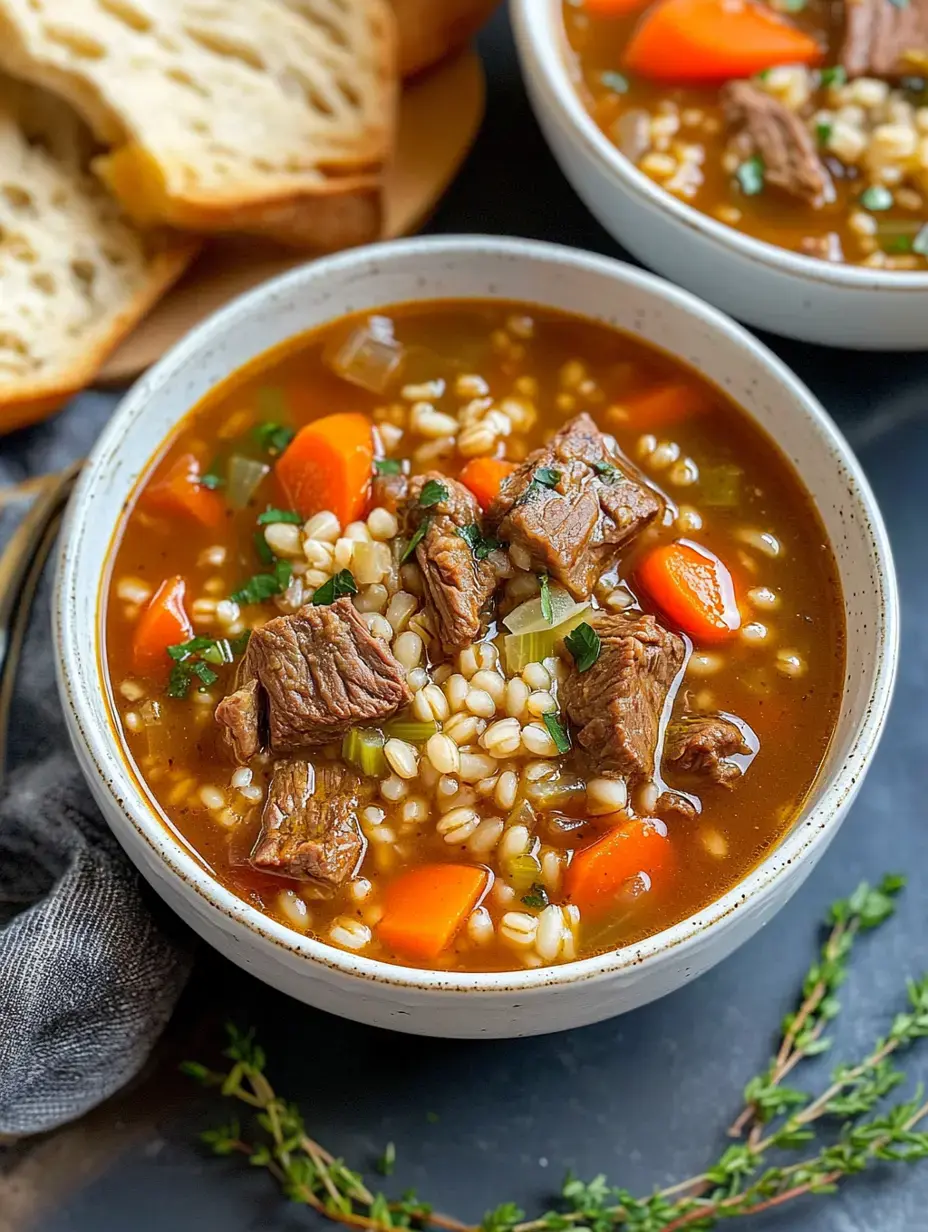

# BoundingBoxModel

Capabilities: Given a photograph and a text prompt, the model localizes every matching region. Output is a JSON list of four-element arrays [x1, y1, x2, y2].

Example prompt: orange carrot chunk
[[458, 457, 519, 511], [620, 382, 712, 428], [132, 576, 193, 675], [140, 453, 225, 529], [566, 820, 671, 918], [378, 864, 489, 962], [638, 540, 741, 643], [625, 0, 823, 82], [276, 412, 373, 526]]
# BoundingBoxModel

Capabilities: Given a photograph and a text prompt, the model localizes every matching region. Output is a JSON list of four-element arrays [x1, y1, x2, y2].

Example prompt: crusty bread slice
[[0, 0, 397, 247], [0, 75, 196, 433], [391, 0, 499, 78]]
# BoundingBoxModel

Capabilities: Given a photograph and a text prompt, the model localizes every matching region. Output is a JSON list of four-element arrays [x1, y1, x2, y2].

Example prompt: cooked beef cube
[[238, 597, 409, 754], [664, 713, 755, 787], [371, 470, 409, 514], [723, 81, 832, 206], [655, 790, 699, 824], [215, 674, 264, 765], [251, 759, 364, 890], [562, 613, 685, 781], [402, 472, 504, 654], [488, 413, 661, 601], [841, 0, 928, 77]]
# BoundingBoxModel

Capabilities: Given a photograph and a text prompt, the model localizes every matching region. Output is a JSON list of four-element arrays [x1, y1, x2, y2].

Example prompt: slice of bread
[[391, 0, 499, 78], [0, 75, 196, 433], [0, 0, 397, 247]]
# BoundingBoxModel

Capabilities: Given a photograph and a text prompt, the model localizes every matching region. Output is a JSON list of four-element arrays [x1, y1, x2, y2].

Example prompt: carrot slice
[[140, 453, 226, 529], [378, 864, 489, 962], [625, 0, 823, 81], [458, 457, 519, 511], [566, 820, 671, 918], [638, 540, 741, 643], [132, 576, 193, 675], [276, 412, 373, 526], [620, 382, 712, 428]]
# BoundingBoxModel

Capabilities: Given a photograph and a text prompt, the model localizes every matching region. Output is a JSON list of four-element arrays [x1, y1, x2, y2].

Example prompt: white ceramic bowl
[[511, 0, 928, 350], [55, 236, 897, 1037]]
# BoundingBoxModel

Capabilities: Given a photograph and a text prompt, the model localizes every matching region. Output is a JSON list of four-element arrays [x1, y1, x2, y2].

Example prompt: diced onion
[[503, 584, 586, 635], [227, 455, 270, 510], [701, 464, 742, 508], [326, 318, 404, 394], [524, 774, 586, 810], [504, 607, 589, 673]]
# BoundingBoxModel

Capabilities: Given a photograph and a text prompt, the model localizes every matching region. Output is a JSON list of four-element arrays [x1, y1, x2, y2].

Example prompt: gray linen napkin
[[0, 412, 194, 1136]]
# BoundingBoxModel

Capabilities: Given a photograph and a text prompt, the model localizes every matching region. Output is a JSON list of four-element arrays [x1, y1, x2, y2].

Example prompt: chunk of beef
[[218, 597, 410, 757], [841, 0, 928, 78], [251, 759, 364, 891], [371, 470, 409, 515], [664, 713, 756, 787], [562, 613, 685, 781], [723, 81, 831, 206], [487, 413, 661, 601], [402, 472, 504, 654], [655, 790, 699, 825], [215, 674, 264, 764]]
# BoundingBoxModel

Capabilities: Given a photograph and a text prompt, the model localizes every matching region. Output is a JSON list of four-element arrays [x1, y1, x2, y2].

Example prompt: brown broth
[[104, 300, 845, 971]]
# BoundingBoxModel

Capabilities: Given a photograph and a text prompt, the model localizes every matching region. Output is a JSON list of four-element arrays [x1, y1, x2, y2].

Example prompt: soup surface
[[563, 0, 928, 269], [105, 301, 845, 972]]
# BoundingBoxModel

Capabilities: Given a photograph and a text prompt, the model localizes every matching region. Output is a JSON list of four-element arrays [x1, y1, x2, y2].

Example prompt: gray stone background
[[2, 8, 926, 1230]]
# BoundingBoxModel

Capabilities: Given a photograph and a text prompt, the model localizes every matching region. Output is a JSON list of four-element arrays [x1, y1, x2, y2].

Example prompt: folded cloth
[[0, 486, 193, 1136]]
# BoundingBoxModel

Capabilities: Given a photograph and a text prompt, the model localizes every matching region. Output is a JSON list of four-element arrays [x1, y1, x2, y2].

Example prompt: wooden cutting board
[[99, 49, 485, 384]]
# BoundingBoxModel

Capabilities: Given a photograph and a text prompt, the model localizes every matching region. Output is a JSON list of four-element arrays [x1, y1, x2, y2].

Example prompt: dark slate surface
[[9, 9, 927, 1230]]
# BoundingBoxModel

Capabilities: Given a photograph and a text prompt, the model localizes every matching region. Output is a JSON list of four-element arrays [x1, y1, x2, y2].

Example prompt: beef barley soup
[[105, 301, 845, 972]]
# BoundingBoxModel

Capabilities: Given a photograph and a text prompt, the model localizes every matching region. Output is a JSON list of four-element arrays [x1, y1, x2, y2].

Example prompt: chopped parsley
[[542, 711, 571, 755], [199, 461, 224, 490], [860, 185, 894, 212], [401, 517, 430, 562], [253, 531, 276, 566], [256, 507, 302, 525], [312, 569, 358, 605], [521, 883, 550, 909], [600, 70, 629, 94], [165, 632, 249, 699], [816, 122, 833, 147], [564, 621, 602, 673], [419, 479, 448, 507], [374, 458, 403, 475], [230, 558, 292, 606], [820, 65, 847, 89], [539, 573, 554, 625], [534, 467, 561, 489], [735, 156, 765, 197], [253, 421, 296, 456], [457, 523, 503, 561], [592, 460, 620, 480]]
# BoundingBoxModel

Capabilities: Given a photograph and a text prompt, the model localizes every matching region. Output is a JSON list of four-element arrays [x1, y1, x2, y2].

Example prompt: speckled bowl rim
[[511, 0, 928, 295], [55, 235, 899, 996]]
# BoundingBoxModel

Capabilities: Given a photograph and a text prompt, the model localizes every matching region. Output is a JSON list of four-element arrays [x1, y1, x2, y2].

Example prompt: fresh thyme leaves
[[231, 558, 292, 606], [402, 518, 430, 563], [257, 508, 302, 525], [253, 421, 296, 456], [564, 622, 601, 673], [539, 574, 554, 625], [312, 569, 358, 606], [542, 711, 570, 754], [457, 523, 503, 561], [165, 632, 249, 698], [375, 458, 403, 475], [419, 479, 449, 507], [187, 876, 928, 1232], [521, 883, 549, 909]]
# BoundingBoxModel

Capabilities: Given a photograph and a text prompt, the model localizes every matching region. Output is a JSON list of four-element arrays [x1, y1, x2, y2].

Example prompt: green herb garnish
[[231, 558, 292, 606], [257, 508, 302, 525], [165, 633, 249, 699], [377, 1142, 396, 1178], [253, 421, 296, 456], [418, 479, 448, 508], [816, 122, 832, 147], [564, 621, 601, 673], [539, 573, 554, 625], [199, 461, 224, 490], [600, 70, 629, 94], [312, 569, 358, 605], [374, 458, 403, 475], [401, 518, 430, 563], [592, 460, 620, 480], [185, 874, 928, 1230], [542, 710, 570, 754], [457, 523, 503, 561], [820, 65, 847, 88], [888, 0, 909, 8], [735, 156, 765, 197], [521, 883, 550, 909], [534, 467, 561, 488], [253, 531, 276, 566], [860, 185, 894, 212]]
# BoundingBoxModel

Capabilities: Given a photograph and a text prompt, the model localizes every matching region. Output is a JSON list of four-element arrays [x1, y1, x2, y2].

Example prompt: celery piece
[[342, 727, 387, 777], [382, 719, 439, 743]]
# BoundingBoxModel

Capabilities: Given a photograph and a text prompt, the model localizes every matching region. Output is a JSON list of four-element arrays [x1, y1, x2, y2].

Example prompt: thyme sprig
[[184, 876, 928, 1231]]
